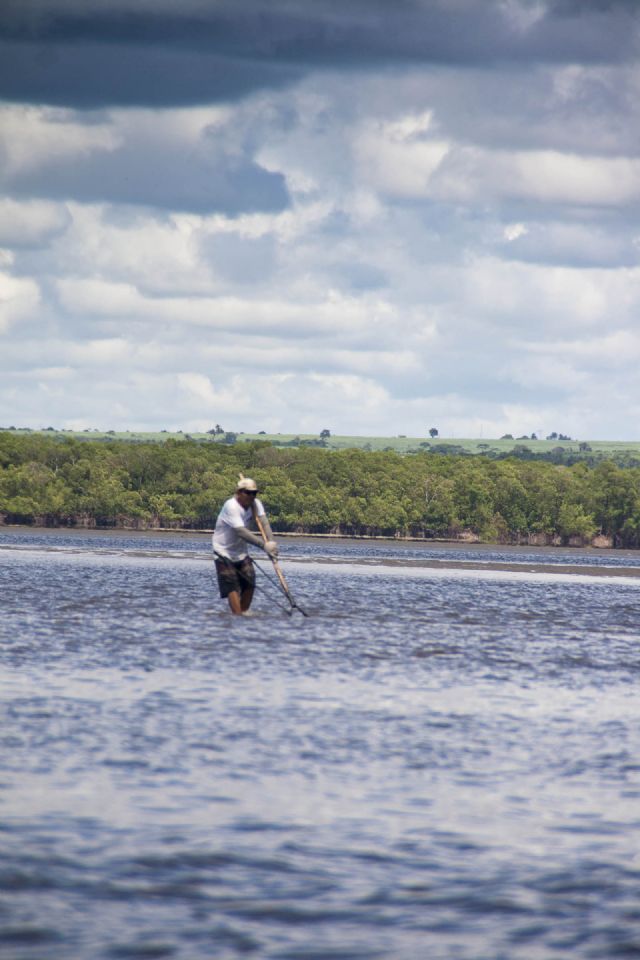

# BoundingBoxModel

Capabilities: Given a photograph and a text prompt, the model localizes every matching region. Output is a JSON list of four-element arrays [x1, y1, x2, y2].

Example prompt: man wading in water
[[212, 476, 279, 615]]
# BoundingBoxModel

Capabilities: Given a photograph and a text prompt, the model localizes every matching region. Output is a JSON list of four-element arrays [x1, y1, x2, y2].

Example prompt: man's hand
[[264, 540, 279, 558]]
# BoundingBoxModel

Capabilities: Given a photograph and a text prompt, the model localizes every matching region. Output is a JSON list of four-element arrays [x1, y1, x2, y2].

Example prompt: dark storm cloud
[[1, 0, 638, 108], [0, 41, 302, 109]]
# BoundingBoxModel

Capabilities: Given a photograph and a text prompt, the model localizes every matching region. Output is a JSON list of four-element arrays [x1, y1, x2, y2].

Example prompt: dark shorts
[[215, 555, 256, 598]]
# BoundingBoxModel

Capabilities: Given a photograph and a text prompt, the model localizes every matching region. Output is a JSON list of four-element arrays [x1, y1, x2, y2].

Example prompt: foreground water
[[1, 528, 640, 959]]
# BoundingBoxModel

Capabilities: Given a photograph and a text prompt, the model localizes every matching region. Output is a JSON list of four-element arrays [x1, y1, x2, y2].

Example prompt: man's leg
[[227, 591, 243, 614], [226, 587, 253, 614], [216, 557, 243, 615], [238, 557, 256, 613], [227, 589, 243, 615], [240, 585, 254, 612], [219, 558, 255, 615]]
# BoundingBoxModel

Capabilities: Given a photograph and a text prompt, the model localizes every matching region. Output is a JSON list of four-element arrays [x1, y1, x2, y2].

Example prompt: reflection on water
[[1, 528, 640, 959]]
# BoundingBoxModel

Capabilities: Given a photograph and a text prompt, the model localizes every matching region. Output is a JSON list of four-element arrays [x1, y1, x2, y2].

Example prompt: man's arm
[[236, 526, 278, 557]]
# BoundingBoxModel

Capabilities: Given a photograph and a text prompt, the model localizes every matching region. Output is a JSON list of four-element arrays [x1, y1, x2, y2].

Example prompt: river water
[[1, 527, 640, 959]]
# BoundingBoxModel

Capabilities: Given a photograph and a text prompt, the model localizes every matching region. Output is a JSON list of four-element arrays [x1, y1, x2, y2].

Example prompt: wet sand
[[3, 524, 640, 581], [287, 554, 640, 578]]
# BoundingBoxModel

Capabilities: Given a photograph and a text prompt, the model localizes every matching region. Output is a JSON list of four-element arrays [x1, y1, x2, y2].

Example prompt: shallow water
[[1, 528, 640, 959]]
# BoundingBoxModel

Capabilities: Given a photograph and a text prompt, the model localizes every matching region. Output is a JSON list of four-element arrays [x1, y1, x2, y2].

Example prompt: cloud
[[389, 141, 640, 208], [0, 104, 289, 215], [495, 150, 640, 206], [0, 38, 302, 109], [0, 198, 72, 247], [498, 220, 640, 268], [0, 104, 118, 177], [452, 257, 639, 333], [0, 272, 40, 333], [353, 113, 451, 199], [521, 328, 640, 366], [1, 1, 639, 440], [1, 1, 638, 110], [53, 272, 407, 343], [176, 372, 229, 407], [200, 232, 276, 285]]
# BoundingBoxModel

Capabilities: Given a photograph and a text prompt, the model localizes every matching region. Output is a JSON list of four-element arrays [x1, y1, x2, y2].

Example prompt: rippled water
[[2, 527, 640, 959]]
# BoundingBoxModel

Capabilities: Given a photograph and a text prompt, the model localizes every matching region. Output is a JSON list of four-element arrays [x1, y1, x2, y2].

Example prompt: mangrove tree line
[[1, 433, 640, 546]]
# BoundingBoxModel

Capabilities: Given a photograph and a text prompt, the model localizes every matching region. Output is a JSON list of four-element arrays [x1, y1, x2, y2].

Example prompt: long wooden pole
[[253, 507, 308, 616]]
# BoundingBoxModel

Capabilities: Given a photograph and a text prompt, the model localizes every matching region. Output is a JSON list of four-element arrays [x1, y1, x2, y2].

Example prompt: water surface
[[1, 528, 640, 958]]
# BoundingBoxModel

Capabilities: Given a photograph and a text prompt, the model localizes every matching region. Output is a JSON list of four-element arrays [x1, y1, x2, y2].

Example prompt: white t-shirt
[[212, 496, 266, 561]]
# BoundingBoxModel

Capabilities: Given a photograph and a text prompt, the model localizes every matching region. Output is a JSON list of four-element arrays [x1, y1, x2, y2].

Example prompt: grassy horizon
[[2, 426, 639, 456]]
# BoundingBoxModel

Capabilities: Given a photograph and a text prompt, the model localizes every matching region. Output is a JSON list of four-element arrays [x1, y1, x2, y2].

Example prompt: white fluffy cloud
[[1, 1, 639, 439], [0, 198, 72, 247], [0, 272, 40, 333]]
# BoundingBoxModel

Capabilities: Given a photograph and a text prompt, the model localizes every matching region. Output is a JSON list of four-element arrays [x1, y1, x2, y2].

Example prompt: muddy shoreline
[[288, 554, 640, 579], [3, 524, 640, 579], [0, 518, 618, 550]]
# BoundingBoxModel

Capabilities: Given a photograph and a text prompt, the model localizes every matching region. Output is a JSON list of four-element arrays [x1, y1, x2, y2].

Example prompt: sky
[[1, 0, 639, 440]]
